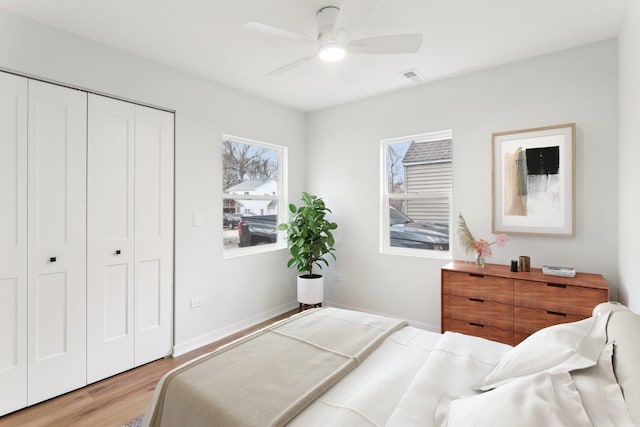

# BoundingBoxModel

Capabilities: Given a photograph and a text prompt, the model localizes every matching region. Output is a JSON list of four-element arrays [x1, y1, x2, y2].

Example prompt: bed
[[143, 305, 639, 426]]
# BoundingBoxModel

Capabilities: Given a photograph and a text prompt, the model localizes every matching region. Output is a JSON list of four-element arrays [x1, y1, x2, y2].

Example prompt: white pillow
[[478, 312, 609, 391], [435, 372, 593, 427], [572, 340, 635, 427]]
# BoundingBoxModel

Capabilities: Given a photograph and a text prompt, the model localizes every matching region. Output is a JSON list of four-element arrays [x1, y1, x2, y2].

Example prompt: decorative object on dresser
[[457, 213, 508, 267], [518, 255, 531, 272], [441, 261, 609, 345], [542, 265, 576, 277]]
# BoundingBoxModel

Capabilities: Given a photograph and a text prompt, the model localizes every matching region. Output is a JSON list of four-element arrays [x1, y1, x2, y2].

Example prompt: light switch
[[192, 212, 202, 227]]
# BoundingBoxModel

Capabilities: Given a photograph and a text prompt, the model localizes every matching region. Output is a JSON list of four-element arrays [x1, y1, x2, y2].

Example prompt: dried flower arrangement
[[457, 213, 508, 267]]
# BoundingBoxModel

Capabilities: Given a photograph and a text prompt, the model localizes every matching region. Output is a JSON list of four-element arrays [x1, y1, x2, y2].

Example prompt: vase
[[476, 254, 485, 268], [297, 274, 324, 305]]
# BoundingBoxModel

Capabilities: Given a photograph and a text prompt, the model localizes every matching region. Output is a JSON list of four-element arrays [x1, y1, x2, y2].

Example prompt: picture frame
[[492, 123, 575, 237]]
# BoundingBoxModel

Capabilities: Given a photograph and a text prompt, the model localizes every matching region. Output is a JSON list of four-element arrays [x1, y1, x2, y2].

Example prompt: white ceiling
[[0, 0, 630, 112]]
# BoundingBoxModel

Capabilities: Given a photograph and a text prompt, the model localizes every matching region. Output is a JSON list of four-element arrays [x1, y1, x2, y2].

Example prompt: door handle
[[49, 257, 56, 263], [115, 250, 121, 255]]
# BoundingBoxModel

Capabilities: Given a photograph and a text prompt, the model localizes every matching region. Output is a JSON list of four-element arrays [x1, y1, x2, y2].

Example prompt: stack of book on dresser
[[542, 265, 576, 278]]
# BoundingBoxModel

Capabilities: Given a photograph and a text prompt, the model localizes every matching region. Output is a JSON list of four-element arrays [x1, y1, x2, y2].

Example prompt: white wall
[[0, 6, 629, 347], [618, 0, 640, 312], [0, 9, 304, 353], [307, 40, 619, 330]]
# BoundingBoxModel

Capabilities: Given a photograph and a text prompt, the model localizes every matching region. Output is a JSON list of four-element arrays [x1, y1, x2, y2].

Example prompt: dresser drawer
[[514, 279, 608, 317], [442, 294, 513, 330], [514, 305, 584, 335], [442, 317, 513, 345], [442, 270, 513, 304]]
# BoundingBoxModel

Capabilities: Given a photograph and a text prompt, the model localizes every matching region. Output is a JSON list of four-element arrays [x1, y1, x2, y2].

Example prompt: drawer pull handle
[[469, 273, 484, 278], [469, 322, 485, 328], [547, 283, 567, 288], [547, 311, 567, 317], [469, 298, 485, 303]]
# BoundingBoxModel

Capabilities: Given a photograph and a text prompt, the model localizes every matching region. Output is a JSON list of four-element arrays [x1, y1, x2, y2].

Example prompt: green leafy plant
[[278, 192, 338, 276]]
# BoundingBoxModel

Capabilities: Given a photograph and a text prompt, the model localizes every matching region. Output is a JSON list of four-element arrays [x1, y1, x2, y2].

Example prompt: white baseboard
[[325, 300, 440, 333], [172, 301, 298, 357]]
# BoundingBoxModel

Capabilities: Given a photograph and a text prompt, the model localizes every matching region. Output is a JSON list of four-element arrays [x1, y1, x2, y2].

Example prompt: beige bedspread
[[143, 308, 408, 427]]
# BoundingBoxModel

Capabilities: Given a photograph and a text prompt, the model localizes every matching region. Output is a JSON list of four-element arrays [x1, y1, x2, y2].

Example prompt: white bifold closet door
[[86, 95, 136, 382], [87, 94, 173, 383], [27, 80, 87, 404], [132, 103, 174, 367], [0, 72, 28, 415]]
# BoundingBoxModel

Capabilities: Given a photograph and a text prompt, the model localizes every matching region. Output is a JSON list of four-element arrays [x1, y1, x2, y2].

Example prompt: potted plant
[[278, 192, 338, 308]]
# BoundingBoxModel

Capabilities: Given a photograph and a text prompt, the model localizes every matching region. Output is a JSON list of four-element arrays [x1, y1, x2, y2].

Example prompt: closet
[[87, 94, 174, 383], [0, 71, 174, 416]]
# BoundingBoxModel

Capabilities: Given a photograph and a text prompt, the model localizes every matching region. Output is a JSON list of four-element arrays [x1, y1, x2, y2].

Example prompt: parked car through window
[[380, 130, 452, 257]]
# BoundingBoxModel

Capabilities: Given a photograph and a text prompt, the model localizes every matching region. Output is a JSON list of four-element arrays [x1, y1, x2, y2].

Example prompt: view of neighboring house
[[225, 179, 277, 215], [402, 138, 452, 223]]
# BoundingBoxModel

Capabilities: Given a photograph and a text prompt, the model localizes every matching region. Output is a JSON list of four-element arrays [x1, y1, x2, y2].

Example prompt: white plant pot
[[297, 274, 324, 305]]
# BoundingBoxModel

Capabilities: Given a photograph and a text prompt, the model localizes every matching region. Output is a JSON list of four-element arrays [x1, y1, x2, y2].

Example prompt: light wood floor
[[0, 309, 298, 427]]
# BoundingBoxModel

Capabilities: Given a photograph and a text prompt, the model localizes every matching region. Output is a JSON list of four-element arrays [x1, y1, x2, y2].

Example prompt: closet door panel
[[134, 105, 174, 366], [0, 72, 27, 415], [27, 80, 87, 404], [87, 94, 135, 383]]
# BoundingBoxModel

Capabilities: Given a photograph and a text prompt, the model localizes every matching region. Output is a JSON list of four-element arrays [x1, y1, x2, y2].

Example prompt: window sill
[[380, 247, 452, 260], [223, 242, 286, 259]]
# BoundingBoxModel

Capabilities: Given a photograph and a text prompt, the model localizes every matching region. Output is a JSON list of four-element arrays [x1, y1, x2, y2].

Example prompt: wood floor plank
[[0, 309, 297, 427]]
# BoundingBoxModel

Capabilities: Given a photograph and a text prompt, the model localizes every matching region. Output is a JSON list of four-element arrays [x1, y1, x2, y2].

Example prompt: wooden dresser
[[441, 261, 609, 345]]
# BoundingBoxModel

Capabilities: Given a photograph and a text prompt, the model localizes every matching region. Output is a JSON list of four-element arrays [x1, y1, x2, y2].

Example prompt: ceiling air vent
[[400, 69, 426, 83]]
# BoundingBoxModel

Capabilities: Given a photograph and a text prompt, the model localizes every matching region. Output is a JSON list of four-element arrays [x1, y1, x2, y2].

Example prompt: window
[[380, 130, 452, 257], [222, 135, 287, 256]]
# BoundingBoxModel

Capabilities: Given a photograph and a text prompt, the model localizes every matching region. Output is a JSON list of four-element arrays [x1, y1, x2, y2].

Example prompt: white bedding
[[387, 332, 511, 426], [289, 328, 512, 426], [289, 326, 442, 426], [143, 307, 637, 427], [289, 311, 636, 427]]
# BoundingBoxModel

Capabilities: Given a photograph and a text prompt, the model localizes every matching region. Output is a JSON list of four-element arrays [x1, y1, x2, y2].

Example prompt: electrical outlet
[[190, 297, 204, 308]]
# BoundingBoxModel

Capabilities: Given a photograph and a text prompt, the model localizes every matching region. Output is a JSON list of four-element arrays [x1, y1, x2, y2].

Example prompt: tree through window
[[222, 135, 287, 256]]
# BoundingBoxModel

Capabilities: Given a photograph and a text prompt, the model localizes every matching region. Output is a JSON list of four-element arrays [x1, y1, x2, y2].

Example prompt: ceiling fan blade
[[267, 53, 317, 76], [334, 0, 378, 33], [244, 21, 316, 44], [348, 34, 423, 54]]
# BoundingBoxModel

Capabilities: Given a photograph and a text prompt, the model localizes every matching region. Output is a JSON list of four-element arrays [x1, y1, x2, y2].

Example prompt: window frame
[[379, 130, 453, 259], [222, 134, 288, 258]]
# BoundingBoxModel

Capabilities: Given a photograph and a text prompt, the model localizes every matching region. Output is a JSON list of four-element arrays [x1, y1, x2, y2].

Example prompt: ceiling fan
[[244, 0, 423, 76]]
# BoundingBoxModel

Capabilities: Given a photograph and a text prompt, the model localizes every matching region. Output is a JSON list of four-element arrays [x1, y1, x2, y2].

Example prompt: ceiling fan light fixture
[[319, 43, 346, 62]]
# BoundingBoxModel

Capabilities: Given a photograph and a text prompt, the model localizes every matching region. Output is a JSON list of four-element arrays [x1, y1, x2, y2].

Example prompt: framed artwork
[[492, 123, 575, 236]]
